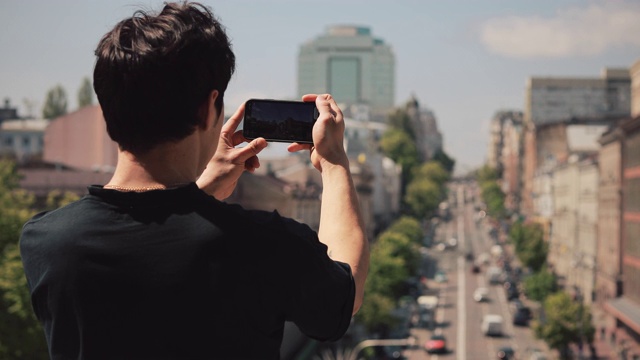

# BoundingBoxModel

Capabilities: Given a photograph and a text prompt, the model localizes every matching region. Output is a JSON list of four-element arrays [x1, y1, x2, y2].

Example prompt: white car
[[473, 287, 489, 302]]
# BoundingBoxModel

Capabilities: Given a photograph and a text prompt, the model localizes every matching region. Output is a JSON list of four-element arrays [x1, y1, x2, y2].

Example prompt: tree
[[535, 292, 595, 359], [386, 216, 423, 245], [480, 181, 506, 218], [77, 77, 94, 108], [523, 266, 557, 302], [377, 231, 420, 277], [380, 128, 420, 189], [387, 108, 414, 139], [42, 84, 68, 119], [404, 179, 441, 219], [412, 161, 449, 188], [0, 160, 48, 359], [432, 149, 455, 174], [510, 222, 548, 272]]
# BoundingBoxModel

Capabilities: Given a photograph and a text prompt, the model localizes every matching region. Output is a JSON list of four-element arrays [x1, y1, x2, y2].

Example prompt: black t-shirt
[[20, 183, 354, 360]]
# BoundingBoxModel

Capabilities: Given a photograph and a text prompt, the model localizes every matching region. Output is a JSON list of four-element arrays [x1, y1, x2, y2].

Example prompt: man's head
[[93, 2, 235, 154]]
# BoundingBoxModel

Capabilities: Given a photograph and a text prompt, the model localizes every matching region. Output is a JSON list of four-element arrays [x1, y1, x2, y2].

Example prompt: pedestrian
[[19, 2, 369, 359]]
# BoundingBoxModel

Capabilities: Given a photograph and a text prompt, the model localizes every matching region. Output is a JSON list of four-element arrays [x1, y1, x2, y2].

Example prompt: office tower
[[297, 25, 395, 122]]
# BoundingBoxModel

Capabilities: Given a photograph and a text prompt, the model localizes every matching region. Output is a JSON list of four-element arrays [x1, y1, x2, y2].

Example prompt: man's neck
[[107, 136, 200, 189]]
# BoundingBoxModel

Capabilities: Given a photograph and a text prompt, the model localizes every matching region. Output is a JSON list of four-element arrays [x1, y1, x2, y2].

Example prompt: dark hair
[[93, 1, 235, 153]]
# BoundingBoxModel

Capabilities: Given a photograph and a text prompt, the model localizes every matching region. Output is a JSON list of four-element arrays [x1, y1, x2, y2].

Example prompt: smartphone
[[243, 99, 318, 144]]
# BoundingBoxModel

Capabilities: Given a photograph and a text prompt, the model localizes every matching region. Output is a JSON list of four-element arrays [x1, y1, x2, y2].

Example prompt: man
[[20, 2, 369, 359]]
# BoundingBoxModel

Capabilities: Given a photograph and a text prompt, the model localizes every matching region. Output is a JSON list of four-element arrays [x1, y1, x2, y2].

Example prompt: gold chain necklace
[[103, 184, 167, 192]]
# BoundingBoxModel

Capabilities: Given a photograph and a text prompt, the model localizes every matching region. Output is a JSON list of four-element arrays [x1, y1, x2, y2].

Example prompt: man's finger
[[222, 102, 246, 134], [231, 130, 246, 146], [287, 142, 312, 153], [235, 138, 267, 163]]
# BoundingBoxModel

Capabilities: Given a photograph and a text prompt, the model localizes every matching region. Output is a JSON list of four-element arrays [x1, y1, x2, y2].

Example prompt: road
[[403, 182, 550, 360]]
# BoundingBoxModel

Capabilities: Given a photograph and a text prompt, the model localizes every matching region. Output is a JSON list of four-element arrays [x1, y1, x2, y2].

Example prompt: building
[[0, 98, 19, 123], [405, 96, 443, 162], [43, 105, 118, 172], [601, 116, 640, 358], [632, 59, 640, 118], [487, 111, 523, 172], [595, 125, 624, 347], [297, 25, 395, 122], [521, 69, 631, 216], [501, 116, 524, 213], [0, 118, 49, 164]]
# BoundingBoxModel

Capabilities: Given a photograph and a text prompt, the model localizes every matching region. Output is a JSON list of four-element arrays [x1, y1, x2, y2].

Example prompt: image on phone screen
[[243, 99, 318, 143]]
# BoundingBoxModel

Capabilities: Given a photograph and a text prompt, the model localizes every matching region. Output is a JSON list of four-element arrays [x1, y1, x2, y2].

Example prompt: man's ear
[[199, 90, 220, 130]]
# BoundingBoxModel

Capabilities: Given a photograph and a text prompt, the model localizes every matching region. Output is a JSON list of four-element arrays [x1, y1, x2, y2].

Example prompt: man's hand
[[287, 94, 348, 172], [197, 102, 267, 200]]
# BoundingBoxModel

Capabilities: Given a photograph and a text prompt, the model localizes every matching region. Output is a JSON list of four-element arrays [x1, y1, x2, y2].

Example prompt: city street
[[403, 182, 551, 360]]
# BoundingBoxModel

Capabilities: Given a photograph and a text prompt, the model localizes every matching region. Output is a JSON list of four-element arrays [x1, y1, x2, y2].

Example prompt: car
[[471, 264, 481, 274], [513, 309, 529, 326], [424, 334, 447, 354], [473, 287, 490, 302], [435, 270, 448, 283], [497, 346, 515, 359]]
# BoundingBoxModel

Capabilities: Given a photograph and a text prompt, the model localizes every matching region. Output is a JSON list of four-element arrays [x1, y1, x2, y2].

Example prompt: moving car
[[497, 346, 515, 359], [481, 314, 503, 336], [424, 334, 447, 354], [435, 270, 448, 283], [473, 287, 490, 302], [513, 309, 529, 326]]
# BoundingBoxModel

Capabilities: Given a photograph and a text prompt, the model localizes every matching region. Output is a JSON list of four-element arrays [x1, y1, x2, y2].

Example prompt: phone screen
[[243, 99, 318, 143]]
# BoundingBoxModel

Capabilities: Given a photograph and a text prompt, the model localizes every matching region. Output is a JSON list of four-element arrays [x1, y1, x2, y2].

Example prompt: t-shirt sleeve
[[278, 216, 355, 342]]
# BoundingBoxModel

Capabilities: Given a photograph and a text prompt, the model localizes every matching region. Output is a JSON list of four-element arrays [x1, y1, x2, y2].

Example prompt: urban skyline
[[1, 0, 640, 173]]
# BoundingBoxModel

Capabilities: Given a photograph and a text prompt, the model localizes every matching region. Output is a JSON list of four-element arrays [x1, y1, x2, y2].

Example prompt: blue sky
[[1, 0, 639, 173]]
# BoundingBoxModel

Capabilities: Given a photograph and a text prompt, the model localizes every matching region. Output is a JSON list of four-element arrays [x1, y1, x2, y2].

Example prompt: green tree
[[77, 77, 94, 108], [42, 84, 68, 119], [387, 108, 414, 139], [535, 292, 595, 359], [377, 231, 420, 277], [404, 179, 442, 219], [510, 222, 548, 272], [380, 128, 420, 188], [476, 164, 499, 183], [480, 181, 506, 218], [432, 149, 455, 174], [387, 216, 423, 245], [412, 161, 450, 187], [523, 266, 557, 302], [0, 160, 48, 359]]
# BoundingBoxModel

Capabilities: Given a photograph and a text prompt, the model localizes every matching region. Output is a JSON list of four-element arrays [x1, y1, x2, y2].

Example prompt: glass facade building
[[297, 25, 395, 122]]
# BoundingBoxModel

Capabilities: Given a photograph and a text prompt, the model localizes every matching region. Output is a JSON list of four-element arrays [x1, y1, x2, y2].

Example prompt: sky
[[1, 0, 639, 174]]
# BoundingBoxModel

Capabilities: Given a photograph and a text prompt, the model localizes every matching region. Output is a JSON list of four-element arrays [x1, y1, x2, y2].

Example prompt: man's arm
[[288, 94, 369, 315]]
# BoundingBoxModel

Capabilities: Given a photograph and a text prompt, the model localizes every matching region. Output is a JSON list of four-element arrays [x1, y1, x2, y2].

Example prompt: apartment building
[[521, 69, 631, 216]]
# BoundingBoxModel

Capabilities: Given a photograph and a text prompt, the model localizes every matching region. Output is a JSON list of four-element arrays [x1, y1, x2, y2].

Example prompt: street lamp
[[347, 336, 417, 360]]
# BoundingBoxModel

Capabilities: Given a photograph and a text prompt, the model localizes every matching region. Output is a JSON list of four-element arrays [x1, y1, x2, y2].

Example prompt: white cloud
[[480, 3, 640, 58]]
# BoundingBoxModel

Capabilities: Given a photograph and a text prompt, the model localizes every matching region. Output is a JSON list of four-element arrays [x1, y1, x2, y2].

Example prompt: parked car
[[424, 334, 447, 354], [471, 264, 481, 274], [497, 346, 515, 359]]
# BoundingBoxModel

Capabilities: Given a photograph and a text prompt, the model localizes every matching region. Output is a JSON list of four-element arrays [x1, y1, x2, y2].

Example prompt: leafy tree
[[477, 164, 499, 183], [355, 292, 399, 334], [386, 216, 423, 245], [412, 161, 449, 187], [364, 239, 409, 300], [377, 231, 420, 277], [380, 128, 419, 188], [387, 108, 414, 139], [77, 77, 94, 108], [523, 266, 557, 302], [480, 181, 506, 218], [0, 160, 48, 359], [510, 222, 548, 272], [42, 84, 68, 119], [432, 149, 455, 174], [535, 292, 595, 359], [404, 179, 441, 219]]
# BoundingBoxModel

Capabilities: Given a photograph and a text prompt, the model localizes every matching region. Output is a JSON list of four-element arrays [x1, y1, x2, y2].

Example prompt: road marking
[[457, 255, 466, 360]]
